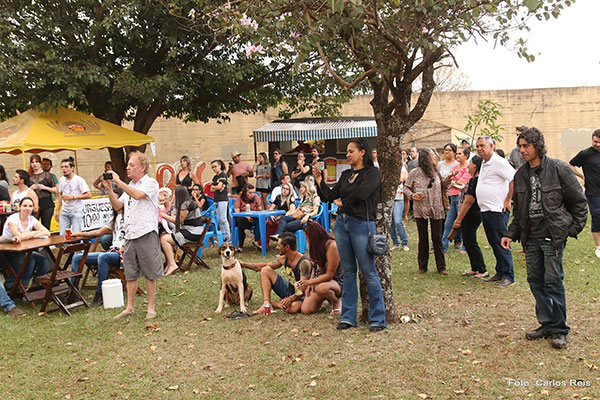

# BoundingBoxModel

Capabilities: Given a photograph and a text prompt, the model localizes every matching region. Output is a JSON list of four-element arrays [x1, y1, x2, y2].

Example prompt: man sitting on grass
[[241, 232, 311, 315]]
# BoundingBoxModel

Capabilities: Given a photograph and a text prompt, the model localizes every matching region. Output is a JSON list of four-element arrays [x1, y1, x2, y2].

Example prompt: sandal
[[164, 265, 179, 276], [330, 308, 341, 316], [461, 270, 478, 276], [237, 247, 244, 253]]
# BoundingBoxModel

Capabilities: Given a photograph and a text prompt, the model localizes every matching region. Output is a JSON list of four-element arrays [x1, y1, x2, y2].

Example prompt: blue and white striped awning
[[253, 117, 377, 142]]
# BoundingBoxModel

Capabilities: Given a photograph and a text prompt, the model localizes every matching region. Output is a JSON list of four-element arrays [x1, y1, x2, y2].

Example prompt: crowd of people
[[0, 128, 598, 348]]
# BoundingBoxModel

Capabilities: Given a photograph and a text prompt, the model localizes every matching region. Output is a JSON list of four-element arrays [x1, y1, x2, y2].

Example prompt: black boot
[[91, 291, 103, 307], [525, 325, 549, 340]]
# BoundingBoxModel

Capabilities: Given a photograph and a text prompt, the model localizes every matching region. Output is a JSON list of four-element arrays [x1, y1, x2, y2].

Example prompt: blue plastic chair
[[294, 204, 324, 254], [201, 203, 223, 249], [317, 201, 329, 232], [228, 198, 238, 247]]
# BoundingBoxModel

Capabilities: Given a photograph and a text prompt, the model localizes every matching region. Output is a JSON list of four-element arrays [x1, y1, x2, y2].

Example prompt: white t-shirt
[[395, 165, 408, 200], [11, 188, 32, 207], [476, 152, 516, 212], [105, 213, 126, 249], [2, 213, 38, 238], [439, 160, 459, 179], [58, 175, 90, 213], [119, 174, 159, 240]]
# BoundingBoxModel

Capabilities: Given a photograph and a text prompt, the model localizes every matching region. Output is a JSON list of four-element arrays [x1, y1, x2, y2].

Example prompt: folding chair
[[177, 217, 212, 272], [80, 237, 145, 295], [32, 242, 92, 316]]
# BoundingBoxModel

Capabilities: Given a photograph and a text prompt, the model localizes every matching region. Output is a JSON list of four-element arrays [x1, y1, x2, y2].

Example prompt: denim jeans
[[391, 200, 408, 247], [217, 201, 231, 242], [481, 211, 514, 282], [277, 215, 304, 234], [334, 214, 386, 328], [59, 210, 83, 235], [442, 195, 463, 251], [0, 283, 16, 313], [72, 251, 121, 293], [99, 234, 113, 251], [3, 251, 50, 288], [525, 239, 569, 335]]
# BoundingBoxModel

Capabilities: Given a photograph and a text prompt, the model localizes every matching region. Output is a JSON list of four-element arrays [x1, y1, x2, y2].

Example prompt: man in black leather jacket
[[501, 128, 587, 350]]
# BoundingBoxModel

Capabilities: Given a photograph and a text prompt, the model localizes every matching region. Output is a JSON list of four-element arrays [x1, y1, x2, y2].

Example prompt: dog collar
[[222, 264, 235, 270]]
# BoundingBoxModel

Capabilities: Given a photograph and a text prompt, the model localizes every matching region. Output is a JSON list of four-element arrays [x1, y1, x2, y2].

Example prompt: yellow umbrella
[[0, 106, 156, 170]]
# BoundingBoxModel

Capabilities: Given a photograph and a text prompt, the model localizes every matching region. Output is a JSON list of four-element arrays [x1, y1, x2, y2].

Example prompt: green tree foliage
[[463, 99, 505, 148], [0, 0, 352, 171]]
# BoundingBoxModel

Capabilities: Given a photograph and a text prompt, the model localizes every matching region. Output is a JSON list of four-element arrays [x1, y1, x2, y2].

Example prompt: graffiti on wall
[[155, 160, 207, 189]]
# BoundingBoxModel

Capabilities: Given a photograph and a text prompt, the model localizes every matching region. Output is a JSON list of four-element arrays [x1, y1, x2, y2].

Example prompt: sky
[[454, 0, 600, 90]]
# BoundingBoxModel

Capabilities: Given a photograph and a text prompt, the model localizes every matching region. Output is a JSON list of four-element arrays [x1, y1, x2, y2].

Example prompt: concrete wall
[[1, 86, 598, 189]]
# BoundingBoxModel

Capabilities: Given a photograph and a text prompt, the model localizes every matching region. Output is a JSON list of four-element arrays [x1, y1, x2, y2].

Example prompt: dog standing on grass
[[215, 243, 253, 313]]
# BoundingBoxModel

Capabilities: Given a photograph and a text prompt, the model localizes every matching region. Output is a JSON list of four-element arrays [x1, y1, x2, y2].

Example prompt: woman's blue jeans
[[72, 252, 121, 292], [0, 284, 16, 313], [442, 195, 463, 251], [217, 201, 231, 242], [391, 200, 408, 247], [3, 251, 49, 288], [334, 214, 386, 328]]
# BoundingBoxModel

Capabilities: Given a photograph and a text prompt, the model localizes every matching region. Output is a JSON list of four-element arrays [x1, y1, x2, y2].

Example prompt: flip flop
[[330, 308, 341, 316], [114, 310, 134, 320]]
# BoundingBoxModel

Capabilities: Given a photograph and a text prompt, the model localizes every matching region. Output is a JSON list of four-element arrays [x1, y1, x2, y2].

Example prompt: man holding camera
[[105, 151, 162, 320]]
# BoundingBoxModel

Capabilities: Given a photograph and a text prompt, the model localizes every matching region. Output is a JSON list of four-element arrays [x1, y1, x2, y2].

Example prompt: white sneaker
[[595, 246, 600, 258]]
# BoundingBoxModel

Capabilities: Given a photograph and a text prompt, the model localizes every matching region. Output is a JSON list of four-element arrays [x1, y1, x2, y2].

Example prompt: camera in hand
[[103, 172, 113, 180]]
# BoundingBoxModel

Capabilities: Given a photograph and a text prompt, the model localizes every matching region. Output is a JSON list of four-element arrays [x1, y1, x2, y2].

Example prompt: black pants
[[415, 218, 445, 272], [39, 206, 55, 230], [235, 217, 256, 248], [461, 215, 486, 273]]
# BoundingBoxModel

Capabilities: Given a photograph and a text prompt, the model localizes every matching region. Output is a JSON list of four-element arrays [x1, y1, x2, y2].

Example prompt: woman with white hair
[[271, 180, 320, 239]]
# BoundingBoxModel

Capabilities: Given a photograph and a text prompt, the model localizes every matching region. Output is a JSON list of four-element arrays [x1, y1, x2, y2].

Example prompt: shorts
[[256, 188, 270, 194], [587, 195, 600, 232], [123, 231, 163, 280], [272, 274, 298, 300]]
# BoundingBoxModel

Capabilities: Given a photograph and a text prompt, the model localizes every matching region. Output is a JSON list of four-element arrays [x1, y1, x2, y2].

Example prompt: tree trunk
[[108, 147, 127, 179], [358, 90, 410, 324]]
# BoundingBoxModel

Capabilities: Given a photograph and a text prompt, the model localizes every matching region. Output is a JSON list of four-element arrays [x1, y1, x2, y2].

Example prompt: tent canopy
[[0, 107, 154, 155], [253, 117, 377, 142]]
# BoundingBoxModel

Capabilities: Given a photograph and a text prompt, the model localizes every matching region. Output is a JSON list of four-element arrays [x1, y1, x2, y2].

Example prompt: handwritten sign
[[82, 197, 114, 230]]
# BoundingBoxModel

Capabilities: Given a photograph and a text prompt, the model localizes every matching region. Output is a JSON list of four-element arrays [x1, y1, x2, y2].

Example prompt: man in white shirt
[[54, 158, 91, 235], [475, 136, 516, 287], [270, 174, 297, 200], [106, 151, 162, 320]]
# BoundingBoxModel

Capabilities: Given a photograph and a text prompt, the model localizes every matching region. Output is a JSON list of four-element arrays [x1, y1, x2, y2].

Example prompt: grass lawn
[[1, 219, 599, 399]]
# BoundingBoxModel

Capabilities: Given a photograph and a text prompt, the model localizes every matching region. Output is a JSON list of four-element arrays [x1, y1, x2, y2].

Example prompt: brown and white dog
[[215, 243, 253, 313]]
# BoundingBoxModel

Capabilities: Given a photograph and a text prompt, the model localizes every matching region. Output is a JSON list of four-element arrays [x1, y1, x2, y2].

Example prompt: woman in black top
[[28, 154, 57, 229], [210, 159, 231, 243], [291, 152, 311, 190], [453, 155, 488, 278], [176, 155, 198, 193], [313, 139, 386, 332], [190, 184, 209, 212], [298, 222, 343, 315]]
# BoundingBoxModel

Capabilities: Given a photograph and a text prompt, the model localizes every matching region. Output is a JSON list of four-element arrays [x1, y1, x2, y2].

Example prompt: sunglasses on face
[[428, 177, 435, 188]]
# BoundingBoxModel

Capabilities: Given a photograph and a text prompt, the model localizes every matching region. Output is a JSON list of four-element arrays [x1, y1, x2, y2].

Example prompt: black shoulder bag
[[366, 182, 389, 256]]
